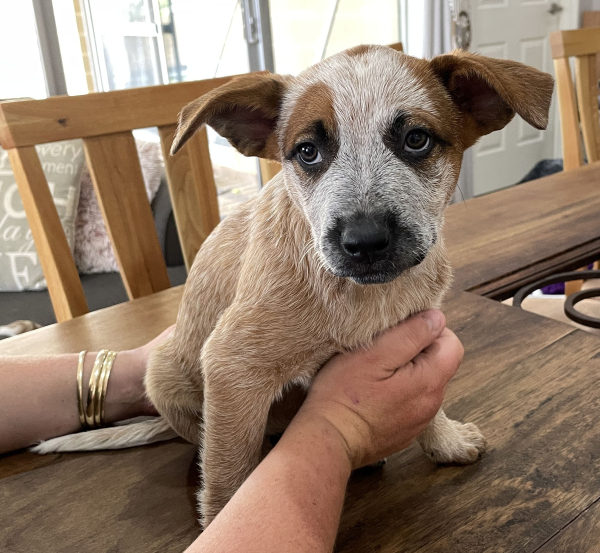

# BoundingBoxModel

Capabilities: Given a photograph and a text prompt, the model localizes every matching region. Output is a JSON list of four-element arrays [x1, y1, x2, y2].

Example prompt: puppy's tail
[[31, 416, 178, 454]]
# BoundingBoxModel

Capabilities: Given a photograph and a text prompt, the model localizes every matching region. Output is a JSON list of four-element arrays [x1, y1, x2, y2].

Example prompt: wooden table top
[[446, 162, 600, 299], [2, 164, 600, 552]]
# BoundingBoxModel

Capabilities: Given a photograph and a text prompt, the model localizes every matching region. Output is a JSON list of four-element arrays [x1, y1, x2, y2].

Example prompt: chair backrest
[[0, 76, 235, 322], [550, 28, 600, 170]]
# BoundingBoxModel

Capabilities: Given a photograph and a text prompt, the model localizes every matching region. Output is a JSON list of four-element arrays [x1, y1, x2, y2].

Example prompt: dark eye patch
[[383, 112, 443, 163], [284, 120, 339, 176]]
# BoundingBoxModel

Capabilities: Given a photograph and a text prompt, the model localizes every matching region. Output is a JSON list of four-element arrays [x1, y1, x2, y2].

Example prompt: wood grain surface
[[6, 147, 89, 322], [2, 163, 600, 552], [159, 125, 220, 270], [0, 286, 182, 356], [536, 498, 600, 552], [83, 132, 172, 300], [550, 27, 600, 59], [0, 76, 236, 149], [553, 56, 585, 170], [551, 27, 600, 170], [575, 53, 600, 164], [3, 293, 600, 552], [445, 163, 600, 297], [583, 10, 600, 83]]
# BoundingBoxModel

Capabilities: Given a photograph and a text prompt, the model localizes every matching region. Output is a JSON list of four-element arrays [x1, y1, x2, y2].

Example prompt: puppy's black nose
[[340, 217, 391, 264]]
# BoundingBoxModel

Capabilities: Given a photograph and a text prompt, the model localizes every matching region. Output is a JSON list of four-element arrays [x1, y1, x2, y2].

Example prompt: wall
[[581, 0, 600, 15]]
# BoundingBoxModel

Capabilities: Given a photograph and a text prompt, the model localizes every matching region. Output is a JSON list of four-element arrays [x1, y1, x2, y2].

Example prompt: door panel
[[471, 0, 560, 195]]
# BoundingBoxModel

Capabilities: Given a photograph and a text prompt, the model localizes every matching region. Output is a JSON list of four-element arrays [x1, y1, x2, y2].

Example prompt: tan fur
[[33, 45, 554, 529], [345, 44, 375, 58], [148, 177, 455, 524]]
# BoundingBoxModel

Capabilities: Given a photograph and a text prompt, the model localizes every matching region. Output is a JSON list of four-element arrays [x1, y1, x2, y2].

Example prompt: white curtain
[[423, 0, 452, 59], [422, 0, 474, 202]]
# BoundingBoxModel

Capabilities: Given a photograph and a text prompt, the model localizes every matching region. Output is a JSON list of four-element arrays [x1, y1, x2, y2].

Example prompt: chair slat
[[575, 54, 600, 164], [553, 57, 584, 170], [159, 125, 220, 269], [83, 132, 171, 298], [259, 159, 282, 184], [551, 28, 600, 59], [6, 147, 88, 322]]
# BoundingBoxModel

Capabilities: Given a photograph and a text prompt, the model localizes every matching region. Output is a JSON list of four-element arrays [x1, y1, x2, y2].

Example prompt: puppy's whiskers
[[299, 238, 315, 265]]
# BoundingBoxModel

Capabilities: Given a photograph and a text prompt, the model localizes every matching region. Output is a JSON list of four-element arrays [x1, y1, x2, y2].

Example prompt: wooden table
[[2, 164, 600, 552], [446, 162, 600, 299]]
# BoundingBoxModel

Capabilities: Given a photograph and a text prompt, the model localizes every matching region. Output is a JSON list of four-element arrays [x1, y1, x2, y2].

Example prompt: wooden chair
[[550, 28, 600, 170], [0, 77, 237, 323]]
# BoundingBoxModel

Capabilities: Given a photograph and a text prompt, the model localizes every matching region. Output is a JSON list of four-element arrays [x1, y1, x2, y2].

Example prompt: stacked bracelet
[[78, 350, 118, 430]]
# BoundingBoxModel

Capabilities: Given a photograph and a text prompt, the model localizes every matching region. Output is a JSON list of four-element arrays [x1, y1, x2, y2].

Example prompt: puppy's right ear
[[171, 72, 291, 160]]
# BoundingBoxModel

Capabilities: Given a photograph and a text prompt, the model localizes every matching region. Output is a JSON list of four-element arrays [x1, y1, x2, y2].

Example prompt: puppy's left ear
[[430, 51, 554, 148], [171, 72, 292, 160]]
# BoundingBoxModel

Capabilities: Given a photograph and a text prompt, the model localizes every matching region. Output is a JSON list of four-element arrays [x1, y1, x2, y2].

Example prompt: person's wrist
[[103, 349, 157, 423], [291, 401, 371, 471]]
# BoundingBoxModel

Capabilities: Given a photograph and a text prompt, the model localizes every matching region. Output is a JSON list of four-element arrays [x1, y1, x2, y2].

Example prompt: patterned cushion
[[74, 135, 163, 274], [0, 140, 86, 290]]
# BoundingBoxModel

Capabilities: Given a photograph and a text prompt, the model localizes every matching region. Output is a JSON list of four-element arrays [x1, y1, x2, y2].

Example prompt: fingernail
[[422, 310, 444, 332]]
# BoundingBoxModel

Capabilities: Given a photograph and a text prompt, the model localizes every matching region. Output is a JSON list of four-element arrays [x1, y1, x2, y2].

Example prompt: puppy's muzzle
[[326, 212, 429, 284]]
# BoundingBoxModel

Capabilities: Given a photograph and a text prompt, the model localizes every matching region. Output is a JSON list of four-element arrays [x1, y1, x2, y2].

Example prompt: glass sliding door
[[85, 0, 168, 91], [0, 0, 48, 99], [269, 0, 401, 75]]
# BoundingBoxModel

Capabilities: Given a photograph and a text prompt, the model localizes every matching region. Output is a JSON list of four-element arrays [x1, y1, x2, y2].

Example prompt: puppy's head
[[172, 46, 553, 285]]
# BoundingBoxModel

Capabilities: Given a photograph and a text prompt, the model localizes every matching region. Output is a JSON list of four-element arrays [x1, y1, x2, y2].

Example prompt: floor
[[214, 165, 260, 218]]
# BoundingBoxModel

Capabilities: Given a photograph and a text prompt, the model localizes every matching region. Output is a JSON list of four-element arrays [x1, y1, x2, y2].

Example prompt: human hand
[[295, 310, 463, 469]]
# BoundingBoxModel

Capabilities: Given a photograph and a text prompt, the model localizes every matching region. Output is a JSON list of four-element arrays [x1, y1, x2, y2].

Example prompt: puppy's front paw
[[422, 421, 486, 465]]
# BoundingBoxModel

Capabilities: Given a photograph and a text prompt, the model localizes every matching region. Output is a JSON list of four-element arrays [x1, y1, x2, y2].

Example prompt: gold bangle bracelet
[[97, 351, 117, 427], [85, 350, 108, 429], [76, 351, 87, 429]]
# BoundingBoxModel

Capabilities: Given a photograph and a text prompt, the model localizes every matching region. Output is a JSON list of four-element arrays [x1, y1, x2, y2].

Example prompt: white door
[[469, 0, 567, 195]]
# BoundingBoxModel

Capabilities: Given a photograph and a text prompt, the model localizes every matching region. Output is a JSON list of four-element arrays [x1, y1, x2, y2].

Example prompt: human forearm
[[187, 412, 352, 553], [0, 350, 153, 454]]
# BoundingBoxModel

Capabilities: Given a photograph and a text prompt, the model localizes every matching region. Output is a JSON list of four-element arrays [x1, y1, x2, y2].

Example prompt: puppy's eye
[[403, 129, 432, 154], [297, 143, 322, 165]]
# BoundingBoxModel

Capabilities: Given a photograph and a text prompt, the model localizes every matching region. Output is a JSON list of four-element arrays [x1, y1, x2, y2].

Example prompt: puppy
[[35, 45, 554, 527]]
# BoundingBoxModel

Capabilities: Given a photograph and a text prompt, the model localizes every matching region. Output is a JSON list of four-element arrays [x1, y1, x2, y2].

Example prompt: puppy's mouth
[[320, 214, 434, 285], [325, 251, 428, 285]]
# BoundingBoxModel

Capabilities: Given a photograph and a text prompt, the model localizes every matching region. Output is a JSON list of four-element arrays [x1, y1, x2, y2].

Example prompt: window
[[0, 0, 47, 99]]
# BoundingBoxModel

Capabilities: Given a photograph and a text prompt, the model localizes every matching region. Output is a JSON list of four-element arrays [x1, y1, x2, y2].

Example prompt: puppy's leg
[[146, 339, 204, 444], [199, 361, 282, 527], [418, 409, 486, 464]]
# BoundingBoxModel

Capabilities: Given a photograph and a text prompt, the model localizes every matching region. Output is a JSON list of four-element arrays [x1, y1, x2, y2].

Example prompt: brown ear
[[430, 51, 554, 148], [170, 72, 291, 160]]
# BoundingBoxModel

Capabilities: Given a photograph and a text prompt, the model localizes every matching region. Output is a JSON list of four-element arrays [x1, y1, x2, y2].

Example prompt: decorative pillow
[[74, 136, 164, 274], [0, 140, 85, 291]]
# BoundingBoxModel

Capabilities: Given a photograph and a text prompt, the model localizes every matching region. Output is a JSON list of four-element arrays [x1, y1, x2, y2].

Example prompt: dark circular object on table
[[564, 287, 600, 329], [513, 270, 600, 329]]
